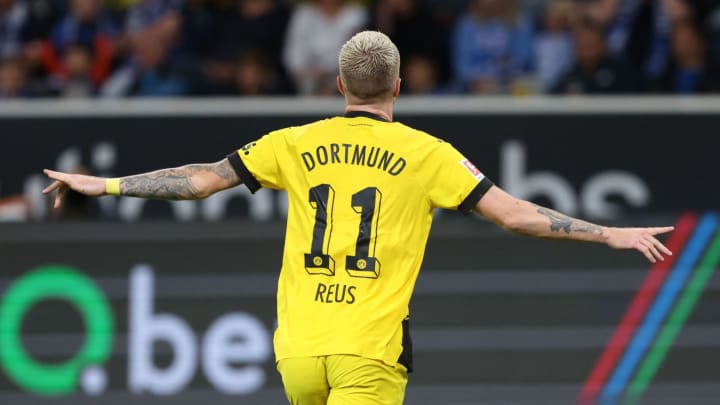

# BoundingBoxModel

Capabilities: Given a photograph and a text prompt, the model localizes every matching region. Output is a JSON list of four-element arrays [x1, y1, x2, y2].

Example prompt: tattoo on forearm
[[211, 159, 239, 182], [121, 167, 200, 200], [120, 160, 239, 200], [537, 207, 604, 236]]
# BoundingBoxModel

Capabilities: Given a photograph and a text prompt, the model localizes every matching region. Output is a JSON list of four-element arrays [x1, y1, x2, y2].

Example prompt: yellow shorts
[[277, 355, 408, 405]]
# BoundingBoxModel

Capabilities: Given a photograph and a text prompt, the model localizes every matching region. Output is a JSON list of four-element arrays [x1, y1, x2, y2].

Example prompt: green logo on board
[[0, 265, 114, 395]]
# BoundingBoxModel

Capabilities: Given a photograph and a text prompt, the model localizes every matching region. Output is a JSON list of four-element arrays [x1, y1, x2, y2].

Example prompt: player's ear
[[337, 76, 346, 96], [393, 77, 401, 97]]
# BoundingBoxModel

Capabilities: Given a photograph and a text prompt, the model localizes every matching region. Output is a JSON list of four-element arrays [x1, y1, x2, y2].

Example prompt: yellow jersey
[[227, 111, 493, 370]]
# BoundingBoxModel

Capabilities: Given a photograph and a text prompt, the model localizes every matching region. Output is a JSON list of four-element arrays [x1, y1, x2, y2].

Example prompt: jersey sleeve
[[422, 141, 494, 214], [226, 129, 287, 192]]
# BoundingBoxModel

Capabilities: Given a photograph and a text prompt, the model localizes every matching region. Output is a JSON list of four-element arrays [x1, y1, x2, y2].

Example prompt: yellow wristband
[[106, 178, 121, 196]]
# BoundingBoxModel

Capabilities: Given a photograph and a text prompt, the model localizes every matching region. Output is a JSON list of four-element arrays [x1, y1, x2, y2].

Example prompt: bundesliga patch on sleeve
[[240, 141, 258, 156], [460, 159, 485, 181]]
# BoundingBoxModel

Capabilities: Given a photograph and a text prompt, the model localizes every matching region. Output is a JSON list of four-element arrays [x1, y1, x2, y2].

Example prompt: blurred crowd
[[1, 0, 719, 99]]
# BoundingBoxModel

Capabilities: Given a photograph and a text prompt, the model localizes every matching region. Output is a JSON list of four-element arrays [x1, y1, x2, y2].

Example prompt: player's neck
[[344, 104, 394, 122]]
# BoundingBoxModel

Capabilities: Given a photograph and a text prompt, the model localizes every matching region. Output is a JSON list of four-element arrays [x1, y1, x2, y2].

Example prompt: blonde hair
[[339, 31, 400, 101]]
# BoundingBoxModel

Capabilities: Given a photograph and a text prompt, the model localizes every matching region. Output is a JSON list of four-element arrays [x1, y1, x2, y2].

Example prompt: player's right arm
[[42, 158, 241, 208], [474, 185, 674, 263]]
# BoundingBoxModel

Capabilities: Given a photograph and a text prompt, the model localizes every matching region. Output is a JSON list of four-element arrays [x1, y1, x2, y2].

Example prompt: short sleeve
[[227, 130, 286, 193], [422, 142, 494, 214]]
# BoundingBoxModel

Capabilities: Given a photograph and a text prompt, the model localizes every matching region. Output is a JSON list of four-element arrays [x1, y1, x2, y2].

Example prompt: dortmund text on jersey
[[227, 111, 493, 370]]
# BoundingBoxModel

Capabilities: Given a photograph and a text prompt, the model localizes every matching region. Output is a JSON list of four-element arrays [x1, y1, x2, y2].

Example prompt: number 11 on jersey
[[304, 184, 336, 275], [304, 185, 382, 279], [346, 187, 382, 278]]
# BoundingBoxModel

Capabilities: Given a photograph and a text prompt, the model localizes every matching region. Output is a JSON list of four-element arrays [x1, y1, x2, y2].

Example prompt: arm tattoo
[[537, 207, 604, 236], [120, 159, 240, 200], [121, 166, 202, 200], [211, 159, 239, 182]]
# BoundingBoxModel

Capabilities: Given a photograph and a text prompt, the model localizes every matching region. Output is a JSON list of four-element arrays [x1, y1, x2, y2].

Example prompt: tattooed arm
[[119, 160, 240, 200], [42, 158, 242, 203], [533, 206, 606, 240], [474, 185, 674, 263]]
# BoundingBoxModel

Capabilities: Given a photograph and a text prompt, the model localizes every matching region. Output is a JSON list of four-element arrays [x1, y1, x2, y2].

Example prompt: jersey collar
[[343, 110, 391, 122]]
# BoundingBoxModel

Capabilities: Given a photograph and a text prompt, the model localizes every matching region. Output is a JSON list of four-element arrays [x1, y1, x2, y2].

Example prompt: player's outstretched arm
[[42, 158, 241, 208], [474, 185, 674, 263]]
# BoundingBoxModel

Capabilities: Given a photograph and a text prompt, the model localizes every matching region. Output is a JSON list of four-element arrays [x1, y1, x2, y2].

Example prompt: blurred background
[[0, 0, 719, 97], [1, 0, 720, 404]]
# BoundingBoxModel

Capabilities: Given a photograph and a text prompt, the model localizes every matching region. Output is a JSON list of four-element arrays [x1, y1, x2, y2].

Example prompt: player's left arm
[[43, 158, 241, 208], [474, 185, 674, 263]]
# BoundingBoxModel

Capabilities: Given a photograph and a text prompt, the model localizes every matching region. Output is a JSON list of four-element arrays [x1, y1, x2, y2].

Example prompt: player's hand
[[42, 169, 106, 209], [605, 227, 674, 263]]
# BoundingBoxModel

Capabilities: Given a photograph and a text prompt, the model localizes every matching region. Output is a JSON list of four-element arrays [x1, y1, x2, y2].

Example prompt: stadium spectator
[[551, 17, 639, 94], [371, 0, 450, 84], [401, 52, 443, 94], [283, 0, 367, 95], [576, 0, 691, 86], [0, 0, 57, 75], [0, 0, 30, 59], [231, 50, 275, 95], [1, 0, 63, 56], [0, 57, 29, 97], [201, 0, 292, 94], [652, 19, 720, 93], [40, 0, 117, 95], [100, 32, 187, 97], [534, 0, 575, 91], [208, 49, 288, 96], [125, 0, 183, 41], [51, 44, 96, 97], [451, 0, 535, 94], [683, 0, 720, 66]]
